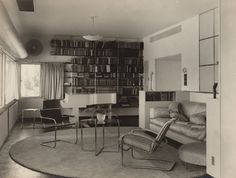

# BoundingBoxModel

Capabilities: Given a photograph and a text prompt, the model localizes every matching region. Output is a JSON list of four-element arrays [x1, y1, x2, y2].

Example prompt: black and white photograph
[[0, 0, 235, 178]]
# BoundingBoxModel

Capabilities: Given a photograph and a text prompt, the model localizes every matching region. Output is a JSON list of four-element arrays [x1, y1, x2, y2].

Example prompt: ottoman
[[178, 142, 206, 166]]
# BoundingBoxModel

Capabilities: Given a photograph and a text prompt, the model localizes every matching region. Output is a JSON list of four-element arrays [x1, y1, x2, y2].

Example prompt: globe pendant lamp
[[83, 16, 103, 41]]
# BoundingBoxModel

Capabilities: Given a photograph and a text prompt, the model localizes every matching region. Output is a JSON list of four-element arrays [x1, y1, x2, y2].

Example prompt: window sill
[[0, 99, 18, 115]]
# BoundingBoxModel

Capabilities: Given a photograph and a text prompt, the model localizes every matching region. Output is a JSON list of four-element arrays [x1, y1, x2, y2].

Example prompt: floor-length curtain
[[40, 63, 64, 100]]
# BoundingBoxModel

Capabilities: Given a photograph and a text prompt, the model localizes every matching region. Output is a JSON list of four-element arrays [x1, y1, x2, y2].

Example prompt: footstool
[[178, 142, 206, 166]]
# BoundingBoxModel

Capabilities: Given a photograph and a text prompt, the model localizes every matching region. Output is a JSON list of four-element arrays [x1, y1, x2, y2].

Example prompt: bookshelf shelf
[[50, 39, 143, 107]]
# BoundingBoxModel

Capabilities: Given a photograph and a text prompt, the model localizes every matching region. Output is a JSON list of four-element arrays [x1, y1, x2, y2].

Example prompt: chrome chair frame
[[40, 116, 78, 148], [120, 118, 176, 170], [80, 106, 120, 156]]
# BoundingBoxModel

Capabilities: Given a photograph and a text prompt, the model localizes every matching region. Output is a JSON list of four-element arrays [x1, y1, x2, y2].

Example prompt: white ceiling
[[2, 0, 218, 39]]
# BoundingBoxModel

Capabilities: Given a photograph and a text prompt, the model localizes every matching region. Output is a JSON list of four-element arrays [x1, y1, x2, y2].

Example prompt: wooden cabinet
[[206, 98, 220, 178]]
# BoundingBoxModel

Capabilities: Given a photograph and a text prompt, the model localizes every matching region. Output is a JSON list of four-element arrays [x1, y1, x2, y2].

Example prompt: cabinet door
[[200, 66, 214, 92], [200, 10, 214, 39], [200, 38, 214, 65]]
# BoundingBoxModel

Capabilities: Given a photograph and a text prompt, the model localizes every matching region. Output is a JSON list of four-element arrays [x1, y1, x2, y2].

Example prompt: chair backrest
[[151, 118, 176, 151], [43, 99, 61, 109], [40, 108, 62, 123]]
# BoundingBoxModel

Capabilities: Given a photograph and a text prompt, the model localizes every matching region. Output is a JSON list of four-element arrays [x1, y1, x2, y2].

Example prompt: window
[[0, 51, 4, 107], [5, 56, 19, 103], [21, 64, 40, 97]]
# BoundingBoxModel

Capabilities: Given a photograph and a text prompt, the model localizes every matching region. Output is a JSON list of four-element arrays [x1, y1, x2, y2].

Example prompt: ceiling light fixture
[[83, 16, 103, 41]]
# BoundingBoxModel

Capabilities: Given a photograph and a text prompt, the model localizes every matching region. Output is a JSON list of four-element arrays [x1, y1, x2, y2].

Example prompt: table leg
[[33, 110, 35, 129], [21, 110, 24, 129]]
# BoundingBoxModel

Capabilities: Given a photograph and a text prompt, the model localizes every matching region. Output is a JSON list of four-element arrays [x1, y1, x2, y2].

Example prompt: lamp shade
[[82, 34, 103, 41]]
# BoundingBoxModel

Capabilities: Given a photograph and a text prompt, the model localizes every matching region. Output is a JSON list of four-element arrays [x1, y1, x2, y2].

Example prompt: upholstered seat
[[122, 132, 155, 152], [178, 142, 206, 166]]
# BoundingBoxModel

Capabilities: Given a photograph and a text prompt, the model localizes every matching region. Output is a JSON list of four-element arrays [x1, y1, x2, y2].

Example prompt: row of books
[[51, 48, 118, 57], [64, 72, 95, 78], [96, 87, 117, 93], [95, 57, 118, 65], [96, 65, 117, 73], [119, 57, 143, 65], [145, 92, 176, 101], [117, 73, 140, 78], [70, 57, 141, 65], [71, 57, 95, 64], [51, 39, 96, 48], [117, 65, 142, 73], [118, 42, 144, 50], [66, 87, 95, 94], [65, 65, 143, 73], [64, 71, 141, 79], [119, 49, 142, 57], [118, 87, 139, 96], [119, 79, 140, 86], [51, 39, 143, 49], [96, 73, 117, 78], [96, 79, 117, 86], [70, 78, 95, 86]]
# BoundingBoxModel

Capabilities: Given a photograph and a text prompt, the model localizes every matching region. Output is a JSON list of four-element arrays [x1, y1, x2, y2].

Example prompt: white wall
[[0, 110, 8, 148], [155, 54, 181, 91], [190, 92, 213, 103], [143, 15, 199, 91], [220, 0, 236, 177], [0, 101, 19, 148], [21, 35, 73, 63]]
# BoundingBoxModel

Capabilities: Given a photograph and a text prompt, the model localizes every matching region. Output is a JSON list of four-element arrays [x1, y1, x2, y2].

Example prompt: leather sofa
[[148, 101, 206, 144]]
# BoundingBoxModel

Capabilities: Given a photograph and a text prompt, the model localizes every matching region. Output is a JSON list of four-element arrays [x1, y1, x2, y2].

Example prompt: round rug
[[9, 127, 205, 178]]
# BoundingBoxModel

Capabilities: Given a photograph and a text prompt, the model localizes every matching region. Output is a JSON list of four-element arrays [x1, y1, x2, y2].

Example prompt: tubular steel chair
[[80, 105, 120, 156], [40, 109, 78, 148], [120, 118, 176, 170]]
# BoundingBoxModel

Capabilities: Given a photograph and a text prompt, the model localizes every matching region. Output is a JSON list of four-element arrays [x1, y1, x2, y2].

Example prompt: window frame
[[0, 51, 5, 108], [20, 64, 41, 98]]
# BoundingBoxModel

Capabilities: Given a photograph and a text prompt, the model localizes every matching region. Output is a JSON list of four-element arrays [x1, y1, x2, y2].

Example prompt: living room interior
[[0, 0, 236, 178]]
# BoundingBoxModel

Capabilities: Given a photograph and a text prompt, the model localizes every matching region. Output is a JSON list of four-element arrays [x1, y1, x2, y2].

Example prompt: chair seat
[[123, 131, 155, 152]]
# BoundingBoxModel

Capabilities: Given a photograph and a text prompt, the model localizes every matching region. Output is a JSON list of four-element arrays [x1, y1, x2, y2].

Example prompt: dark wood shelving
[[50, 39, 143, 107]]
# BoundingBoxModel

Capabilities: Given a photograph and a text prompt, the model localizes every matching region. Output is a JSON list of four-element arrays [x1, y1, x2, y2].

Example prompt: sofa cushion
[[150, 118, 206, 141], [150, 107, 170, 118], [181, 101, 206, 119], [168, 102, 188, 122], [189, 112, 206, 125]]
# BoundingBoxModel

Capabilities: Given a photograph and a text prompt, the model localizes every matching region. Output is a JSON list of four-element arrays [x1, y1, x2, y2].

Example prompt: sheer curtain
[[5, 55, 19, 103], [40, 63, 64, 100]]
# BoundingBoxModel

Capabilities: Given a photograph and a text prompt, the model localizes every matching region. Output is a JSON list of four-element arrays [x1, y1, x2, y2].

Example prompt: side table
[[21, 108, 40, 129]]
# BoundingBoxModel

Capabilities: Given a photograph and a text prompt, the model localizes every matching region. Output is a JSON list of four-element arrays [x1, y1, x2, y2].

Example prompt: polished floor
[[0, 123, 62, 178], [0, 122, 211, 178]]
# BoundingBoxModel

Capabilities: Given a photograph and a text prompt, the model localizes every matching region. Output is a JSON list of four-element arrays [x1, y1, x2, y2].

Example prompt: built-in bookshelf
[[50, 39, 144, 107]]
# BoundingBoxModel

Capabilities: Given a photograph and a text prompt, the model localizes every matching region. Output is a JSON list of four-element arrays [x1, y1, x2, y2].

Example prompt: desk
[[21, 108, 40, 129]]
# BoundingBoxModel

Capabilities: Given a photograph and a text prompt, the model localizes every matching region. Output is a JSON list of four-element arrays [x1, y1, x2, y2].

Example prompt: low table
[[80, 117, 120, 156], [178, 142, 206, 166]]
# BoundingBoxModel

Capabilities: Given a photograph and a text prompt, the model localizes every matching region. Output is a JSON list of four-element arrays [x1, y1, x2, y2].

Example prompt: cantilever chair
[[40, 109, 78, 148], [80, 105, 120, 156], [120, 118, 176, 170]]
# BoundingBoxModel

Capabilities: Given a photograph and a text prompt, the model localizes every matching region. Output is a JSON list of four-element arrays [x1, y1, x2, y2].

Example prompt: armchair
[[42, 99, 73, 123], [120, 118, 176, 170], [40, 109, 78, 148]]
